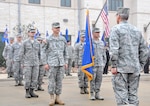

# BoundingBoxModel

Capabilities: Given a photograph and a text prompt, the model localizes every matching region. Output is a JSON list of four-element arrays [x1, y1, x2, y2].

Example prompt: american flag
[[100, 1, 110, 37]]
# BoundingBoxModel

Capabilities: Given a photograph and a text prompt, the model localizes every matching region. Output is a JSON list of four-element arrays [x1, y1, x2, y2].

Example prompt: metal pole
[[94, 0, 107, 26], [18, 0, 21, 33], [78, 0, 81, 31]]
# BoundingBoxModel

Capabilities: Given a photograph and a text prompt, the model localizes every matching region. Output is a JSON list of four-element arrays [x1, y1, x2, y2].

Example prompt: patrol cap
[[28, 28, 36, 33], [52, 22, 60, 28], [92, 28, 100, 33], [9, 37, 14, 40], [16, 34, 22, 38], [36, 36, 44, 41], [116, 8, 130, 19], [80, 32, 85, 37], [80, 30, 85, 33]]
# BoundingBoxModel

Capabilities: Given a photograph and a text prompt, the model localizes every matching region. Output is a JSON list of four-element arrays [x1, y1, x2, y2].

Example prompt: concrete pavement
[[0, 73, 150, 106]]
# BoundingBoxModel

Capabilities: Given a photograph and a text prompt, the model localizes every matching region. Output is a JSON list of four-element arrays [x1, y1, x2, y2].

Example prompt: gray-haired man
[[109, 8, 149, 106]]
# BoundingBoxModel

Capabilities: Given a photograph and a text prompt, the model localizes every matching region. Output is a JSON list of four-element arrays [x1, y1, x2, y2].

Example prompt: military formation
[[2, 7, 150, 106]]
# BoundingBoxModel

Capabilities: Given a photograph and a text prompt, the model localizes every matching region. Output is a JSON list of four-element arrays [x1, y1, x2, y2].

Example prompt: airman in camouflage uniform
[[12, 34, 23, 86], [35, 36, 45, 91], [19, 28, 40, 98], [2, 37, 14, 78], [74, 32, 89, 94], [90, 28, 106, 100], [109, 8, 149, 106], [66, 41, 74, 76], [43, 22, 68, 106]]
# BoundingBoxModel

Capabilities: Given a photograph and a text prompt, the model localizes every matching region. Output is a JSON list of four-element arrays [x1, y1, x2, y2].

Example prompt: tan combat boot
[[49, 95, 55, 106], [55, 95, 65, 105]]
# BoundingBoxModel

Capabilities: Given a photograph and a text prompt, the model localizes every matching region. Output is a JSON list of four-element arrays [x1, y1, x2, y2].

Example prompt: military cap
[[52, 22, 60, 28], [16, 34, 22, 38], [28, 28, 36, 33], [80, 32, 85, 37], [36, 36, 44, 41], [9, 37, 14, 40], [80, 30, 85, 33], [116, 8, 130, 16], [92, 28, 100, 33]]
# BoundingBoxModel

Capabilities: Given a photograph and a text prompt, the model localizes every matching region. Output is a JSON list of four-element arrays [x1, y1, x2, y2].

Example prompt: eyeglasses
[[55, 27, 60, 29], [31, 32, 35, 33]]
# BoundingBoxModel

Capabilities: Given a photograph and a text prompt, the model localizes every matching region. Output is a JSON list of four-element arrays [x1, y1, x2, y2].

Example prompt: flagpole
[[94, 0, 107, 26]]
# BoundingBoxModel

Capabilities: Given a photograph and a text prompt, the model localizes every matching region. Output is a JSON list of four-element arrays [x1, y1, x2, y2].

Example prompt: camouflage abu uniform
[[19, 28, 40, 98], [109, 8, 149, 106], [36, 36, 45, 91], [2, 37, 14, 78], [90, 28, 106, 100], [12, 35, 23, 86], [74, 32, 89, 94], [66, 44, 74, 76]]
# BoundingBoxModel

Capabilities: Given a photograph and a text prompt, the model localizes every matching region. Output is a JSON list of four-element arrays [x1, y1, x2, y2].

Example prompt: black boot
[[15, 80, 19, 86], [30, 89, 39, 98], [25, 89, 31, 98], [80, 88, 85, 94], [18, 81, 24, 86], [38, 85, 44, 91], [7, 73, 11, 78], [84, 88, 89, 94]]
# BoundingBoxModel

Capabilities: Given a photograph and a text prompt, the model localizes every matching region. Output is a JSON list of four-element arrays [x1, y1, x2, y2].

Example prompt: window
[[29, 0, 40, 4], [62, 35, 72, 42], [61, 0, 71, 7], [108, 0, 123, 11]]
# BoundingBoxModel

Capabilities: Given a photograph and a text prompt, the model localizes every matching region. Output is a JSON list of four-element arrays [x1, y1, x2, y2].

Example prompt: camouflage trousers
[[78, 66, 88, 88], [23, 66, 39, 89], [48, 66, 64, 95], [90, 66, 103, 93], [66, 59, 72, 75], [13, 61, 23, 82], [112, 72, 140, 106], [6, 60, 13, 76], [37, 65, 45, 86]]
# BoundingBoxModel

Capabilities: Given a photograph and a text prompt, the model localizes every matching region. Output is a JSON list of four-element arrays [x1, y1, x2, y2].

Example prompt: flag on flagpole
[[46, 31, 49, 38], [101, 31, 106, 46], [65, 28, 69, 42], [60, 32, 62, 36], [81, 10, 94, 81], [75, 30, 80, 44], [34, 29, 40, 39], [100, 0, 110, 37], [2, 28, 9, 44]]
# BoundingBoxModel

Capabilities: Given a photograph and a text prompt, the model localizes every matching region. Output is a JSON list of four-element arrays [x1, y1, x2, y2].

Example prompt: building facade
[[0, 0, 149, 45]]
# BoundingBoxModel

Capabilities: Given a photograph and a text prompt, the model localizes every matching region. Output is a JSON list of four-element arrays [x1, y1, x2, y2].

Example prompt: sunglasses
[[55, 27, 60, 29]]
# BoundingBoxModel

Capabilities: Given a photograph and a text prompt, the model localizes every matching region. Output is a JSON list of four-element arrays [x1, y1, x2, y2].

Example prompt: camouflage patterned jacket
[[109, 21, 149, 73], [93, 39, 106, 67], [74, 42, 84, 66], [12, 42, 22, 61], [66, 45, 74, 59], [2, 44, 13, 60], [42, 35, 68, 66], [19, 38, 40, 66]]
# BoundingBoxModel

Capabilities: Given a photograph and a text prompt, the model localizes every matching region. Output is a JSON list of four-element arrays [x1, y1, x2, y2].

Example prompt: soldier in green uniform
[[43, 22, 68, 106]]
